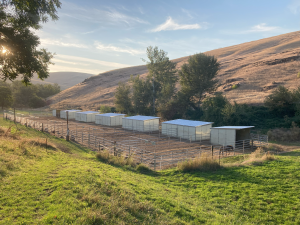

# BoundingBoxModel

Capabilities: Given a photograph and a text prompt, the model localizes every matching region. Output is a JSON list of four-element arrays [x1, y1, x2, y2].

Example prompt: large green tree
[[143, 46, 178, 115], [114, 82, 132, 114], [0, 85, 12, 109], [179, 53, 219, 111], [0, 0, 61, 84]]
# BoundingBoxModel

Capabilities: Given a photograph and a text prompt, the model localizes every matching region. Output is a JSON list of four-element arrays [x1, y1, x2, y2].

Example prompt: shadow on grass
[[277, 151, 300, 157]]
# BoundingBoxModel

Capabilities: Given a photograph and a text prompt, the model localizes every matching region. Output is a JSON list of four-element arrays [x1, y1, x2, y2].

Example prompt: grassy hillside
[[1, 118, 300, 224], [48, 31, 300, 110]]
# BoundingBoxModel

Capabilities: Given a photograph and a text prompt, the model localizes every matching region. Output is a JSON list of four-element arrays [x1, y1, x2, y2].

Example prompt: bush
[[232, 84, 238, 89], [136, 164, 153, 174], [267, 122, 300, 142], [100, 105, 111, 113], [242, 148, 275, 165], [177, 154, 221, 172], [297, 72, 300, 79]]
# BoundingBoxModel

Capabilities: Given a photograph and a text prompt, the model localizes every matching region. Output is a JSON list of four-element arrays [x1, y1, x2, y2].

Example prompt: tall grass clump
[[96, 150, 136, 168], [267, 122, 300, 142], [177, 154, 221, 172], [242, 148, 275, 165]]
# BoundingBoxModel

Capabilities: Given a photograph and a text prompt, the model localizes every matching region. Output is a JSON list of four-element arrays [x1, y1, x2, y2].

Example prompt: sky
[[36, 0, 300, 75]]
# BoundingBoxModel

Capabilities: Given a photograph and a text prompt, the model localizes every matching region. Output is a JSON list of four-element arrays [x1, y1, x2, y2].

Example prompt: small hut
[[210, 126, 254, 148], [75, 111, 99, 122], [122, 115, 160, 132], [95, 113, 126, 126]]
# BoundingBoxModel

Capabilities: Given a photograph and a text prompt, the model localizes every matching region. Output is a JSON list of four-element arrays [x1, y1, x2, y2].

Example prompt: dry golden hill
[[49, 31, 300, 110], [30, 72, 94, 90]]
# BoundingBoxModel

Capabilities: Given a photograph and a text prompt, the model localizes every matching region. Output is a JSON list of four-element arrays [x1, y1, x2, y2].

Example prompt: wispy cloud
[[288, 0, 300, 14], [94, 42, 144, 55], [181, 8, 194, 19], [41, 38, 89, 48], [61, 2, 149, 26], [56, 54, 132, 68], [245, 23, 279, 33], [150, 17, 201, 32], [52, 58, 90, 66]]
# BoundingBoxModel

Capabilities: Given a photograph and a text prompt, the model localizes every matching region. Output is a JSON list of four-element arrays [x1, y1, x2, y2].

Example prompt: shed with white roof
[[122, 115, 160, 132], [162, 119, 213, 141], [210, 126, 254, 148], [60, 110, 81, 119], [95, 113, 126, 126], [75, 111, 100, 122]]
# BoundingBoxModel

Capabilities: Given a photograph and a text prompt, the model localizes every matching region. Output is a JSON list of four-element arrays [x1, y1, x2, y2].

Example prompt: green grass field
[[0, 118, 300, 224]]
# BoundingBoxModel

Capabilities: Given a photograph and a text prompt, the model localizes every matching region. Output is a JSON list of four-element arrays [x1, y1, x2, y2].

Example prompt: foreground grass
[[1, 118, 300, 224]]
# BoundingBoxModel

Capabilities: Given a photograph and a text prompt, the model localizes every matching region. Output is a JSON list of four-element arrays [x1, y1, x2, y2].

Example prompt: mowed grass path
[[0, 118, 300, 224]]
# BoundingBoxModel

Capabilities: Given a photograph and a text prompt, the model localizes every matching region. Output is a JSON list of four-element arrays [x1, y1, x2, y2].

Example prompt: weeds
[[177, 153, 221, 172], [267, 122, 300, 142], [242, 148, 275, 165], [96, 150, 136, 168]]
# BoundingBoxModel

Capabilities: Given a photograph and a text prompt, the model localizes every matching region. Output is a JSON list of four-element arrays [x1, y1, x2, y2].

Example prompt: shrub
[[136, 164, 152, 174], [177, 154, 221, 172], [297, 72, 300, 78], [231, 84, 238, 89], [100, 105, 111, 113], [267, 122, 300, 142]]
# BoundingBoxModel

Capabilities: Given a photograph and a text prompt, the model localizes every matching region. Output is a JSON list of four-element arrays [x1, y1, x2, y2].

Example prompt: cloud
[[52, 58, 90, 66], [150, 17, 201, 32], [40, 38, 89, 48], [181, 8, 194, 19], [245, 23, 279, 33], [288, 0, 300, 14], [55, 54, 132, 68], [49, 64, 101, 75], [61, 2, 149, 26], [94, 42, 144, 55]]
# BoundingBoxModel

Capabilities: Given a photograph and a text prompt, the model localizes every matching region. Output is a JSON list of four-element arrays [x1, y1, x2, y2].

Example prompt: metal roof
[[162, 119, 213, 127], [96, 113, 126, 117], [76, 111, 99, 114], [211, 126, 254, 130], [123, 115, 160, 121], [63, 109, 81, 112]]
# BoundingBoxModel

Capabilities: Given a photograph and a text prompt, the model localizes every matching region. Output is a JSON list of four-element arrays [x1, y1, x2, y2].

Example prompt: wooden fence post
[[211, 146, 214, 159], [243, 140, 245, 155], [154, 152, 156, 171]]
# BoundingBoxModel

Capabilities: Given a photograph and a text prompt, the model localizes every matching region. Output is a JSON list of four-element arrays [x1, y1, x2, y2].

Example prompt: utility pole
[[153, 72, 155, 116]]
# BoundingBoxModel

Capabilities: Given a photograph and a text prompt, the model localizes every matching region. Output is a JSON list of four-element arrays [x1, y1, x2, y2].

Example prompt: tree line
[[0, 81, 60, 109], [115, 46, 300, 129]]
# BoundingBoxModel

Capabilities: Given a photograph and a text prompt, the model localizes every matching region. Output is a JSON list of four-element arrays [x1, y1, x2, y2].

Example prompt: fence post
[[243, 140, 245, 155], [160, 156, 162, 170], [153, 152, 156, 171], [88, 132, 90, 147], [258, 134, 260, 146], [82, 132, 83, 144], [129, 146, 131, 156], [114, 141, 116, 156], [211, 145, 214, 159], [42, 123, 44, 132], [219, 150, 221, 165]]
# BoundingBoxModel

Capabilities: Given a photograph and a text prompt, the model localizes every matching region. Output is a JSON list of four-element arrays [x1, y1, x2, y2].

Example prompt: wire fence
[[3, 111, 269, 170]]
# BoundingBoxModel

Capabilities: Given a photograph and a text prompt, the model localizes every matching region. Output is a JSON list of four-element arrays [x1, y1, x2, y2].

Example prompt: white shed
[[162, 119, 213, 141], [210, 126, 254, 148], [52, 109, 61, 118], [75, 111, 100, 122], [95, 113, 126, 126], [122, 115, 160, 132], [60, 110, 81, 119]]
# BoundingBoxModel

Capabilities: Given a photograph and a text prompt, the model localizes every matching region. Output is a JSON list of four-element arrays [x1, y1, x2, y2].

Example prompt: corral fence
[[3, 111, 268, 170]]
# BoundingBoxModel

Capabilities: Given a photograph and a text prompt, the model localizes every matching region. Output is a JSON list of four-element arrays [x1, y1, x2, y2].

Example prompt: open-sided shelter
[[95, 113, 126, 126], [210, 126, 254, 148], [162, 119, 213, 141], [75, 111, 99, 122], [122, 115, 160, 132], [60, 110, 81, 119], [52, 109, 61, 118]]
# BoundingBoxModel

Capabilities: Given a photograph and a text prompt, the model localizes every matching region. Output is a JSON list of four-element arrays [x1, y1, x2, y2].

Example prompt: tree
[[0, 0, 61, 84], [130, 75, 152, 115], [179, 53, 219, 111], [36, 83, 60, 98], [264, 86, 296, 117], [100, 105, 111, 113], [0, 85, 12, 109], [114, 82, 132, 114], [201, 93, 228, 126], [143, 46, 178, 115]]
